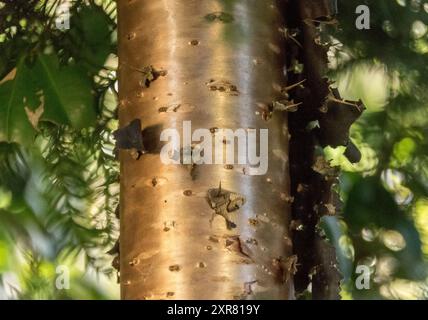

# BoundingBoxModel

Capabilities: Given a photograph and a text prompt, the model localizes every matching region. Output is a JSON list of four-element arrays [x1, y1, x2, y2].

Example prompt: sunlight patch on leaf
[[335, 63, 389, 113]]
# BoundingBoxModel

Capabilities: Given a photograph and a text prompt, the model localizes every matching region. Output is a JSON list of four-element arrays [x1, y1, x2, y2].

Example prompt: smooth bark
[[118, 0, 292, 300]]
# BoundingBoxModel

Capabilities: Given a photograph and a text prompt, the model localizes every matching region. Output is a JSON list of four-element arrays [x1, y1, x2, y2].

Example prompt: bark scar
[[206, 182, 246, 229]]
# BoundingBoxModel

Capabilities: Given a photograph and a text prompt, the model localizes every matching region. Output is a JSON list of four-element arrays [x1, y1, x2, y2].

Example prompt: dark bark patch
[[316, 93, 365, 149], [206, 183, 246, 230], [169, 264, 181, 272], [189, 39, 200, 46], [126, 32, 136, 40], [183, 189, 193, 196], [145, 176, 168, 188], [206, 79, 239, 96], [204, 12, 234, 23], [285, 0, 350, 299], [225, 236, 253, 260], [248, 218, 259, 227], [113, 119, 145, 158], [208, 235, 219, 243], [158, 103, 195, 114], [245, 238, 258, 246], [139, 65, 167, 88], [163, 221, 176, 232]]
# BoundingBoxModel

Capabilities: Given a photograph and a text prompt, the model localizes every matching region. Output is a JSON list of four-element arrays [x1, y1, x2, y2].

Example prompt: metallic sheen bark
[[118, 0, 292, 300]]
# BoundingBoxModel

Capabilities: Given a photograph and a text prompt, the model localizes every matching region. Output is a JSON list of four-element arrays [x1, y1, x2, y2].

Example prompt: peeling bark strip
[[285, 0, 363, 300], [118, 1, 292, 299]]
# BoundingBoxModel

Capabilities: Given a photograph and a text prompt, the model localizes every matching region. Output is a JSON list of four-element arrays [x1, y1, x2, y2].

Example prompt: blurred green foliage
[[322, 0, 428, 299], [0, 0, 427, 300], [0, 0, 119, 299]]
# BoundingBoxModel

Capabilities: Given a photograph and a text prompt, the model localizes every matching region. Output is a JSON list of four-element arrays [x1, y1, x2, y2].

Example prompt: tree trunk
[[117, 0, 293, 300]]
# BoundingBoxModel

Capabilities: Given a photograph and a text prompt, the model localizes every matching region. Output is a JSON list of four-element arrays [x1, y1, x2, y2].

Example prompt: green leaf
[[67, 5, 114, 68], [33, 54, 96, 129], [0, 60, 40, 145], [0, 54, 97, 146]]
